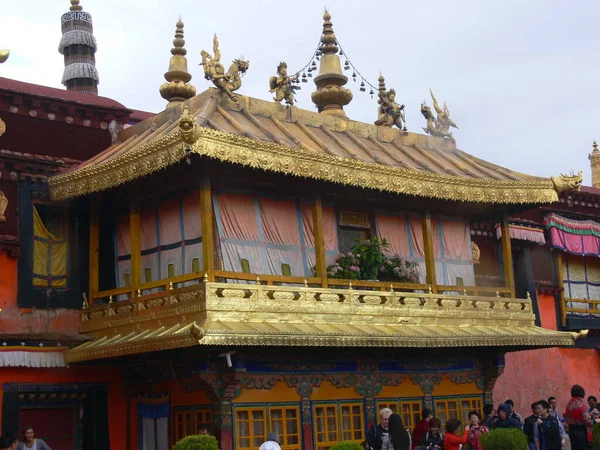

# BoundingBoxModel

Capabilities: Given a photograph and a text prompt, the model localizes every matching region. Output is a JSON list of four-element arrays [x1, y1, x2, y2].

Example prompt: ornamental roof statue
[[269, 62, 300, 106], [421, 89, 459, 142]]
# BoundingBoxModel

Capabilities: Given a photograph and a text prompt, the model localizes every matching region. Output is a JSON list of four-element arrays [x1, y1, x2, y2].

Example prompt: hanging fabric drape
[[545, 212, 600, 256], [32, 205, 68, 288], [494, 223, 546, 245], [213, 190, 338, 278], [138, 398, 169, 450], [115, 191, 203, 290], [375, 212, 474, 285]]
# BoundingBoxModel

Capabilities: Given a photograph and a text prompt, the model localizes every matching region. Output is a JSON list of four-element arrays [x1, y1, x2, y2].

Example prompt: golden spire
[[159, 19, 196, 108], [311, 11, 353, 117], [70, 0, 83, 11], [589, 140, 600, 188]]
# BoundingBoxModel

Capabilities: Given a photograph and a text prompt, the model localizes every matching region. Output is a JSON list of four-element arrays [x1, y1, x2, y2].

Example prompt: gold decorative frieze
[[49, 124, 561, 204]]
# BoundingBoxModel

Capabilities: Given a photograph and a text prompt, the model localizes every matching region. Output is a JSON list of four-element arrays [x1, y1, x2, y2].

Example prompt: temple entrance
[[19, 407, 78, 450]]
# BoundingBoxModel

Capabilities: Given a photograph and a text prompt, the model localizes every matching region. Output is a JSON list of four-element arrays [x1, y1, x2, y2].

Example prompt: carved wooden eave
[[49, 89, 566, 204], [64, 281, 580, 364]]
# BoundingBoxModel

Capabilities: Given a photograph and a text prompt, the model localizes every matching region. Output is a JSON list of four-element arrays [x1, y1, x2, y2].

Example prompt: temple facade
[[0, 3, 595, 450]]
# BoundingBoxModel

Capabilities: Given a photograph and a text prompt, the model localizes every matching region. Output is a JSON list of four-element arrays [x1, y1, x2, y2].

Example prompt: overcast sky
[[3, 0, 600, 182]]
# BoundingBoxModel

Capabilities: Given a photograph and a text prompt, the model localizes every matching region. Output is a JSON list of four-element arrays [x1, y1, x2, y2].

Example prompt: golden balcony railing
[[560, 297, 600, 327]]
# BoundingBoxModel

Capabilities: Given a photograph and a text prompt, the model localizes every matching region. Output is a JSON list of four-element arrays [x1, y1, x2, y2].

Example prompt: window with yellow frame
[[375, 399, 422, 432], [313, 402, 364, 450], [434, 396, 484, 431], [234, 404, 301, 450], [174, 407, 213, 443]]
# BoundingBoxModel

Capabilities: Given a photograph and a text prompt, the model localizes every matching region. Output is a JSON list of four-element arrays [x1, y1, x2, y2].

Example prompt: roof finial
[[70, 0, 83, 11], [159, 19, 196, 108], [311, 10, 353, 117], [593, 140, 598, 152]]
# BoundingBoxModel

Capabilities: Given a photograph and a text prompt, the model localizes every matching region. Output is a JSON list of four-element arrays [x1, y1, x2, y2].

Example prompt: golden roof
[[64, 281, 579, 363], [49, 88, 561, 203]]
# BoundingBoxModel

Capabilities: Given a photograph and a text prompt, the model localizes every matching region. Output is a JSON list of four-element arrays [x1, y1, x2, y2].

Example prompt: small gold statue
[[200, 34, 249, 102], [374, 76, 405, 130], [421, 89, 458, 142], [0, 190, 7, 223], [269, 62, 300, 105]]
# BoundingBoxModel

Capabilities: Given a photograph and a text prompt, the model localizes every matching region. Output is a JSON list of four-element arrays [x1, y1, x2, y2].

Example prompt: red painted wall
[[494, 294, 600, 416], [0, 366, 126, 450]]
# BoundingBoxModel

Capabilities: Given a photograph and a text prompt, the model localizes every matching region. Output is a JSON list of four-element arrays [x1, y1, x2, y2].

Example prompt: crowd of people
[[366, 385, 600, 450]]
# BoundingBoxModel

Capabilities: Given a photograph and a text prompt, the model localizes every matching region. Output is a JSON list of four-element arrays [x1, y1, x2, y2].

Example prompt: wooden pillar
[[200, 176, 215, 281], [129, 200, 141, 296], [500, 213, 515, 297], [89, 195, 100, 299], [556, 251, 567, 327], [421, 212, 437, 293], [313, 195, 327, 288]]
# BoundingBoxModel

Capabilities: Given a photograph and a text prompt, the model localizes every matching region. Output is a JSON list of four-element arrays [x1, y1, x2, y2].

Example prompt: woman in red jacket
[[443, 418, 470, 450]]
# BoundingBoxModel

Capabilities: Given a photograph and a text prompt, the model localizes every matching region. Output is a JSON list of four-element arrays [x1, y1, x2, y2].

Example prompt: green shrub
[[480, 428, 528, 450], [329, 442, 364, 450], [173, 434, 219, 450], [592, 423, 600, 450]]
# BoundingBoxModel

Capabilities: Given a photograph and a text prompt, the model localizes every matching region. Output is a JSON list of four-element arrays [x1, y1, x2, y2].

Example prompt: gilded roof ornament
[[159, 19, 196, 108], [374, 75, 406, 131], [200, 34, 249, 102], [0, 50, 9, 64], [70, 0, 83, 11], [551, 171, 583, 193], [311, 11, 353, 116], [179, 106, 198, 145], [421, 89, 458, 142], [269, 62, 300, 106]]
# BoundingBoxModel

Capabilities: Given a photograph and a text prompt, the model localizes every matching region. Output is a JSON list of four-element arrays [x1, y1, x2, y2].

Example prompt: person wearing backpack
[[419, 417, 443, 449]]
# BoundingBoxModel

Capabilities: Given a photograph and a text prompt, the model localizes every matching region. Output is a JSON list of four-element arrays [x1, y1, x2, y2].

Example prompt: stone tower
[[589, 141, 600, 188], [58, 0, 99, 95]]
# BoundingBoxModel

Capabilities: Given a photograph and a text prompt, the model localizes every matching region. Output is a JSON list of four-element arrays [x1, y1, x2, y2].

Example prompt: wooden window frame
[[173, 406, 213, 444], [375, 398, 423, 432], [433, 395, 484, 432], [313, 401, 365, 450], [233, 404, 301, 450]]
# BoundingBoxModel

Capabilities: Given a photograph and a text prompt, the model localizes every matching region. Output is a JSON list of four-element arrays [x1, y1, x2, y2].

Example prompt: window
[[145, 268, 152, 282], [434, 398, 459, 431], [400, 400, 422, 432], [375, 401, 398, 414], [460, 397, 483, 425], [269, 407, 301, 450], [192, 258, 200, 273], [314, 402, 364, 450], [32, 204, 69, 289], [241, 258, 251, 273], [281, 263, 292, 276], [168, 263, 175, 278], [174, 407, 212, 443], [338, 228, 370, 255], [435, 396, 483, 432], [235, 405, 301, 450]]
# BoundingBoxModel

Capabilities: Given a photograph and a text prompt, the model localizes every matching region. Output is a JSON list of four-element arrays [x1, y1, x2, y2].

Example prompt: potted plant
[[329, 442, 364, 450], [173, 434, 219, 450]]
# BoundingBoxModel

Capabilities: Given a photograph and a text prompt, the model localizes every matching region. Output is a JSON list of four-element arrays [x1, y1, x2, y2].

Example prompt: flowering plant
[[323, 237, 420, 283]]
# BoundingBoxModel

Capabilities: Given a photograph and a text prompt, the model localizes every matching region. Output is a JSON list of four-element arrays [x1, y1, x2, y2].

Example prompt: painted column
[[409, 374, 442, 411], [301, 397, 314, 450], [217, 400, 234, 450]]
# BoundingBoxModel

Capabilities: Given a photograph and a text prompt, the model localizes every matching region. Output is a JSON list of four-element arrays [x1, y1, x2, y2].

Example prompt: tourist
[[198, 424, 210, 435], [493, 403, 520, 429], [382, 413, 411, 450], [1, 432, 18, 450], [548, 397, 558, 417], [505, 399, 525, 429], [525, 402, 540, 450], [587, 396, 597, 413], [18, 427, 51, 450], [467, 410, 489, 450], [534, 400, 566, 450], [419, 417, 443, 449], [443, 418, 469, 450], [411, 408, 432, 449], [258, 432, 281, 450], [368, 408, 393, 450], [482, 404, 496, 429], [565, 385, 594, 450]]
